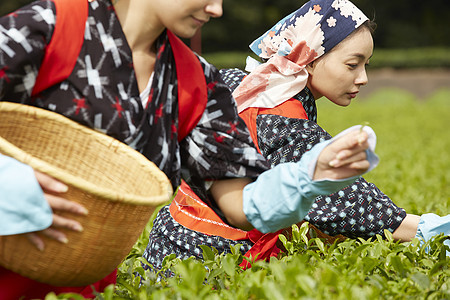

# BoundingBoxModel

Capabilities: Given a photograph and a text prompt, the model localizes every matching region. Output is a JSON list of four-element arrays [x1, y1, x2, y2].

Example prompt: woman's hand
[[25, 171, 88, 251], [314, 129, 370, 180]]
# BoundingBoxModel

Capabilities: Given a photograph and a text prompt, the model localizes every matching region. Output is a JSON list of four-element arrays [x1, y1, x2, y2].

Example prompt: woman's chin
[[329, 98, 352, 107]]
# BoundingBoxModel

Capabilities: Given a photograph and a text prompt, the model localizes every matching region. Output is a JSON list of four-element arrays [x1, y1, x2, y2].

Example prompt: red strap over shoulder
[[238, 99, 309, 153], [31, 0, 88, 96], [239, 107, 261, 153], [167, 30, 208, 142]]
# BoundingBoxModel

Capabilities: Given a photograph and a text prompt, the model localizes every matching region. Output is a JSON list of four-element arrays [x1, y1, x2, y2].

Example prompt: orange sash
[[169, 181, 282, 268]]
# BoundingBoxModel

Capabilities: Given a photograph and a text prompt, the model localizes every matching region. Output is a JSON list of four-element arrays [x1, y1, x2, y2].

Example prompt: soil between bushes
[[359, 68, 450, 100]]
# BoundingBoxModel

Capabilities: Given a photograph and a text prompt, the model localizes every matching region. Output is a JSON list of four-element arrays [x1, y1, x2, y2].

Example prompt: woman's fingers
[[52, 213, 84, 232], [46, 193, 88, 216], [329, 151, 368, 169], [346, 159, 370, 171], [314, 129, 372, 180], [24, 211, 83, 250], [24, 205, 84, 250], [334, 130, 369, 152], [328, 131, 369, 168], [46, 194, 86, 232], [34, 171, 68, 193], [35, 171, 87, 246], [25, 228, 71, 251], [328, 162, 370, 179], [25, 233, 45, 251], [35, 170, 89, 215], [40, 227, 69, 244]]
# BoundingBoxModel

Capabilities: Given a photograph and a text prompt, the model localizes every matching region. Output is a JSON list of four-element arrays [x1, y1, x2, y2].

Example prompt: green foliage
[[0, 0, 30, 15], [57, 224, 449, 299], [316, 89, 450, 216], [3, 0, 450, 51], [369, 48, 450, 69], [201, 0, 450, 52], [48, 91, 449, 299], [201, 51, 250, 71], [202, 48, 450, 70]]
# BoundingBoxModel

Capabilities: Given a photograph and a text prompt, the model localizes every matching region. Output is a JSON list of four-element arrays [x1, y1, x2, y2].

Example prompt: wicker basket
[[0, 102, 173, 286]]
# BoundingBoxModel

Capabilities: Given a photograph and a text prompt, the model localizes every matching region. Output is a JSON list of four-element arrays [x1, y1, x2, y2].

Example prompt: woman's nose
[[205, 0, 223, 18], [356, 68, 369, 86]]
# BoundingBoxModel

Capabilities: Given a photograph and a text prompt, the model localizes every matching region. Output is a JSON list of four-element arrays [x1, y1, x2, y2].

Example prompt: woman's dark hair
[[363, 19, 377, 35]]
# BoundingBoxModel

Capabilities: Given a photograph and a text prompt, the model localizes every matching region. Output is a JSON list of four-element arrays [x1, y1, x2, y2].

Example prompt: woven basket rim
[[0, 102, 172, 205]]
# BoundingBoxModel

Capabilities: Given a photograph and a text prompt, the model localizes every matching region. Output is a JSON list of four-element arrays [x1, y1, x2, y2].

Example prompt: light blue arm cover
[[0, 154, 52, 235], [243, 125, 379, 233], [415, 213, 450, 256]]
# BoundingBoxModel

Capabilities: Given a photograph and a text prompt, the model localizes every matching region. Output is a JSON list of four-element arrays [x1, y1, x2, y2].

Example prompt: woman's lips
[[192, 17, 207, 26], [348, 92, 359, 99]]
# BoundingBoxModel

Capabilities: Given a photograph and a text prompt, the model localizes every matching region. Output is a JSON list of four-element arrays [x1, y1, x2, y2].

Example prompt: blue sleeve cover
[[415, 213, 450, 256], [0, 154, 52, 235], [243, 125, 379, 233]]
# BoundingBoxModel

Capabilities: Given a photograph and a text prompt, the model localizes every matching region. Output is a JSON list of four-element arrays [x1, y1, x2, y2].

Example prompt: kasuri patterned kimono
[[221, 0, 407, 240], [0, 0, 268, 297]]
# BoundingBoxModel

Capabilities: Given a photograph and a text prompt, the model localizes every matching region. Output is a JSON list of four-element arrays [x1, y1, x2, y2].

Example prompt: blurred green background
[[2, 1, 449, 91], [2, 0, 450, 67], [205, 0, 450, 51]]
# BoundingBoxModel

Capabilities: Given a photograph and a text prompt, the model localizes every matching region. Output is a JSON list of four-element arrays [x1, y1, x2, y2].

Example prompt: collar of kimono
[[233, 0, 368, 113]]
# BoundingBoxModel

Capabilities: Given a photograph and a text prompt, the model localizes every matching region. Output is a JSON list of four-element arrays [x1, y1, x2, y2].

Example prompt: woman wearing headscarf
[[221, 0, 449, 247], [142, 0, 383, 275], [0, 0, 375, 297]]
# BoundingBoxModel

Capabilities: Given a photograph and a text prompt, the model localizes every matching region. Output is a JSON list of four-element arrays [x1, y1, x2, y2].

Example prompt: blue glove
[[415, 213, 450, 256], [0, 154, 52, 235], [243, 125, 379, 233]]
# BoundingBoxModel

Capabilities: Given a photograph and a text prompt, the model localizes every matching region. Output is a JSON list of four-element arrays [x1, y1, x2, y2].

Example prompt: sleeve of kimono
[[0, 154, 52, 235], [179, 57, 270, 184], [177, 58, 270, 215], [0, 0, 56, 100]]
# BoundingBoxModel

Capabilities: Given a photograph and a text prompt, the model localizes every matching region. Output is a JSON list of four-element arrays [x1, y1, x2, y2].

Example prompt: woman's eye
[[347, 64, 357, 69]]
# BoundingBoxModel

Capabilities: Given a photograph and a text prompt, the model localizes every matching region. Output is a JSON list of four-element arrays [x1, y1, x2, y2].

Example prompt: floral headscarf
[[233, 0, 368, 113]]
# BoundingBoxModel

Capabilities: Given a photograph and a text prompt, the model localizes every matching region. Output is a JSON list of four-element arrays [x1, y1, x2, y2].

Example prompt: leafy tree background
[[201, 0, 450, 52], [1, 0, 449, 52], [0, 0, 32, 18]]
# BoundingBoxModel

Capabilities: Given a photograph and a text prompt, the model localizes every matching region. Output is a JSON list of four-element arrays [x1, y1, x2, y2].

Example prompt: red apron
[[0, 267, 116, 300]]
